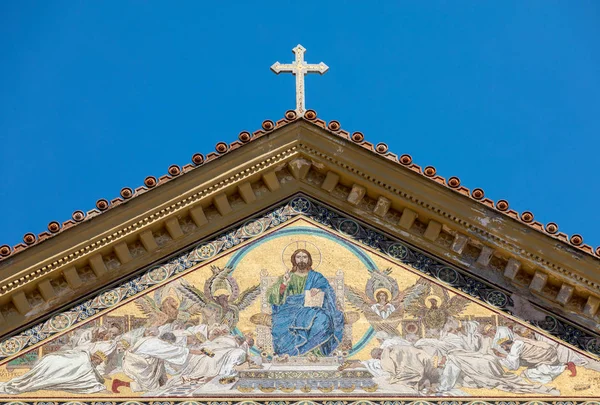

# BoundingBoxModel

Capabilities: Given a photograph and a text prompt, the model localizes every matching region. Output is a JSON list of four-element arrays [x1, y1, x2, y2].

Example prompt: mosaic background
[[1, 196, 599, 401]]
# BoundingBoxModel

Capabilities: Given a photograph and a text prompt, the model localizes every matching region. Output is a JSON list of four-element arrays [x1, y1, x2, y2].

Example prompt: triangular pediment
[[1, 113, 599, 403], [1, 195, 599, 401]]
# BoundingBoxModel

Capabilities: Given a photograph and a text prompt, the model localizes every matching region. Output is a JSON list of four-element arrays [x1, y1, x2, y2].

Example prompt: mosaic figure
[[0, 350, 108, 395], [178, 266, 261, 330], [266, 247, 344, 356], [345, 268, 429, 336]]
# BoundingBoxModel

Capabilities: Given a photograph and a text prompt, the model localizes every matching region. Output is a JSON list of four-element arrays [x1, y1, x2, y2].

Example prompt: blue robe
[[270, 270, 344, 356]]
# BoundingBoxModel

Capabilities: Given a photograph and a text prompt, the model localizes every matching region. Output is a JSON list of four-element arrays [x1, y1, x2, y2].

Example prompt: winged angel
[[177, 265, 261, 330], [345, 269, 471, 336], [134, 281, 203, 328], [404, 281, 471, 332], [345, 269, 428, 336]]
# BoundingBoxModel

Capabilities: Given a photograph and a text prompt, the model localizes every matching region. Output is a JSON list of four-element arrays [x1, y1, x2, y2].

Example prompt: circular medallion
[[195, 243, 217, 260], [338, 219, 359, 236], [147, 265, 170, 283], [485, 290, 509, 308], [436, 267, 459, 284], [49, 314, 72, 331], [387, 243, 408, 260], [1, 337, 22, 356], [536, 316, 558, 332], [99, 290, 121, 307], [290, 197, 310, 213], [586, 338, 600, 355], [243, 219, 264, 236]]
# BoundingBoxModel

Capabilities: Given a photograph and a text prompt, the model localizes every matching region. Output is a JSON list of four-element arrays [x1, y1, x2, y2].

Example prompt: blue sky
[[1, 2, 599, 251]]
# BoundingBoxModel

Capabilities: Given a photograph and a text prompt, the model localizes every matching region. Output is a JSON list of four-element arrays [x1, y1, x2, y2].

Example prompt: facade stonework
[[0, 114, 598, 402]]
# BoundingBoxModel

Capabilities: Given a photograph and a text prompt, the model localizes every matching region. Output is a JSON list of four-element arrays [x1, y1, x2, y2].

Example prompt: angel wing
[[344, 284, 402, 335], [443, 294, 471, 317], [372, 278, 429, 336], [162, 280, 204, 321], [345, 285, 372, 312], [179, 283, 227, 326], [134, 296, 169, 327], [219, 285, 259, 330], [209, 266, 235, 292], [393, 278, 430, 309], [367, 268, 400, 300], [231, 284, 261, 311], [201, 265, 232, 298], [372, 308, 405, 336], [179, 283, 212, 313], [403, 279, 433, 318]]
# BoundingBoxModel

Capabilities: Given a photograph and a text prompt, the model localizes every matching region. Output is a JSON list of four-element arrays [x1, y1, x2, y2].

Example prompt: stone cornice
[[295, 141, 600, 289], [0, 120, 598, 338], [2, 112, 598, 264]]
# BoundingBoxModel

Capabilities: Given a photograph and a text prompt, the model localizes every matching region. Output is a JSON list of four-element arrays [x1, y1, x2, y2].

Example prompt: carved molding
[[0, 124, 598, 339]]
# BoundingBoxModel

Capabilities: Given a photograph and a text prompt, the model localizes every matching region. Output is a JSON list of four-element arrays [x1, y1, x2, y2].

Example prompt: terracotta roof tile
[[1, 109, 598, 262]]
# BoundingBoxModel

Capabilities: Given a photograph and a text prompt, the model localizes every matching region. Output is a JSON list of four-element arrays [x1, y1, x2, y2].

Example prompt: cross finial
[[271, 44, 328, 116]]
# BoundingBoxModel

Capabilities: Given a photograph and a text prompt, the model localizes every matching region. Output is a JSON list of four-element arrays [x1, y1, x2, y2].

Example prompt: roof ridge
[[1, 109, 598, 262]]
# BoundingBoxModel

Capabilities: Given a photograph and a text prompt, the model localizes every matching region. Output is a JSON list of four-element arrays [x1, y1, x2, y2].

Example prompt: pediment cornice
[[0, 115, 598, 339]]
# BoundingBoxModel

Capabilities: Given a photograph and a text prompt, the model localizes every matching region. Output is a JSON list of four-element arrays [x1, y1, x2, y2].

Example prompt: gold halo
[[374, 288, 392, 302], [424, 295, 441, 308], [281, 241, 322, 271], [497, 337, 510, 346]]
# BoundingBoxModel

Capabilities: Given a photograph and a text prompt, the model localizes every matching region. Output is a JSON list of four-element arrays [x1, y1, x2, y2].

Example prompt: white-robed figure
[[345, 346, 439, 395], [440, 319, 480, 352], [112, 332, 191, 393], [379, 344, 440, 393], [461, 321, 482, 352], [496, 336, 576, 384], [63, 323, 122, 350], [361, 349, 390, 379], [413, 319, 475, 357], [370, 290, 396, 320], [478, 324, 497, 354], [436, 323, 559, 395], [534, 332, 600, 372], [76, 336, 120, 376], [0, 350, 107, 395], [164, 333, 253, 388], [120, 326, 148, 348], [375, 331, 413, 349]]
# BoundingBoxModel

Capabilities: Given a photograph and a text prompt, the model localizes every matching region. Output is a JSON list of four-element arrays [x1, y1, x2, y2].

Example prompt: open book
[[304, 289, 325, 308]]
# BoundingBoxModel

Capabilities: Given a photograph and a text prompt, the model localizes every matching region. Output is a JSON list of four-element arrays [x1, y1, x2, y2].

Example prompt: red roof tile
[[1, 109, 598, 261]]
